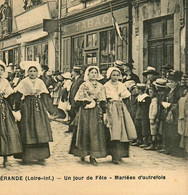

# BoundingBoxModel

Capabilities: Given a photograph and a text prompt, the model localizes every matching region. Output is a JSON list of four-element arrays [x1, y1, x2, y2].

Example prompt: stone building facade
[[59, 0, 187, 82], [132, 0, 187, 80]]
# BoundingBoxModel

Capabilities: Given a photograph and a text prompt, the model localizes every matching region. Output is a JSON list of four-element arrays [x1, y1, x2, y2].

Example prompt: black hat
[[124, 63, 135, 69], [161, 64, 173, 71], [168, 70, 183, 82], [41, 65, 49, 71]]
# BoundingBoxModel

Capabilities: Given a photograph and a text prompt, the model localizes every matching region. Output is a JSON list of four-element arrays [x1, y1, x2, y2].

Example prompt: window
[[116, 26, 128, 62], [147, 16, 174, 72], [86, 33, 97, 48], [68, 25, 129, 69], [100, 26, 128, 67], [100, 30, 115, 67], [72, 36, 84, 66], [34, 44, 41, 62], [86, 52, 97, 65], [26, 43, 48, 65], [149, 17, 174, 39], [26, 46, 33, 61]]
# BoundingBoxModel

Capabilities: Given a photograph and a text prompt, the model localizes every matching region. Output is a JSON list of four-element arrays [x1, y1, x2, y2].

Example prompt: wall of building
[[61, 0, 111, 16], [132, 0, 185, 80]]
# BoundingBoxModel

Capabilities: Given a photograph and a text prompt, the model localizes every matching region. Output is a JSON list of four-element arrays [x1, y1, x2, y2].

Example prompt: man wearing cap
[[66, 66, 84, 133]]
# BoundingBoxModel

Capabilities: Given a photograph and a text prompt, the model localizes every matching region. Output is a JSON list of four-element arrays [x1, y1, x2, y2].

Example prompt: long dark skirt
[[22, 143, 50, 161], [42, 93, 56, 116], [19, 96, 53, 145], [15, 143, 50, 161], [164, 122, 183, 157], [69, 106, 107, 158], [0, 99, 22, 156], [109, 141, 129, 160], [16, 96, 53, 161]]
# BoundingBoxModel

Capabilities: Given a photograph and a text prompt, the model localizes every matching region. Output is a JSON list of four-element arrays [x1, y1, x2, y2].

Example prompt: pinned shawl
[[15, 77, 49, 96], [0, 79, 14, 98], [74, 80, 106, 102]]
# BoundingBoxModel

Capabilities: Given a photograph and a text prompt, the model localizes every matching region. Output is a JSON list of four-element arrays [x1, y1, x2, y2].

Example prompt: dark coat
[[122, 72, 140, 84], [135, 96, 151, 120], [69, 75, 84, 121], [69, 75, 84, 108]]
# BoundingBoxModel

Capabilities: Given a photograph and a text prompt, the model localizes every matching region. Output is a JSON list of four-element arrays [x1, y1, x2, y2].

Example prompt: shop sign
[[3, 37, 18, 49], [62, 7, 128, 36]]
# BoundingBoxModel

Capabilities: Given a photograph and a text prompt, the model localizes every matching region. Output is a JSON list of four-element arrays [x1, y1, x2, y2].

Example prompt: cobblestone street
[[1, 120, 188, 195]]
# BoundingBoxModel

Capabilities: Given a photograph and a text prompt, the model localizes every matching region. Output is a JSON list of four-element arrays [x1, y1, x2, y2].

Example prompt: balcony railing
[[23, 0, 43, 10]]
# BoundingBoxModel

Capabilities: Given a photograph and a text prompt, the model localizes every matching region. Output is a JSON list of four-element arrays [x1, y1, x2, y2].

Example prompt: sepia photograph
[[0, 0, 188, 194]]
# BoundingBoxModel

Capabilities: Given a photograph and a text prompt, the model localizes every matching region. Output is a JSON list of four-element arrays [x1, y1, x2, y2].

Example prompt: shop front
[[16, 27, 56, 71], [0, 36, 20, 67], [61, 1, 129, 72]]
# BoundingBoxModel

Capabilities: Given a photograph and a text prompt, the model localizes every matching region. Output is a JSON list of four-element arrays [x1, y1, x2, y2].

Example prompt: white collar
[[137, 93, 149, 102]]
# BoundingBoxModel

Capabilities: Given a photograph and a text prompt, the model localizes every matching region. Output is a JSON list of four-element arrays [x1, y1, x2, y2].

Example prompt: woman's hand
[[12, 111, 22, 122], [85, 100, 96, 109]]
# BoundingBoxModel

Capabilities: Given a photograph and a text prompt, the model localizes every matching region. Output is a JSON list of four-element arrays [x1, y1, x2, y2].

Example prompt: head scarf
[[20, 61, 42, 77], [84, 66, 102, 81], [0, 60, 7, 78], [106, 67, 121, 79]]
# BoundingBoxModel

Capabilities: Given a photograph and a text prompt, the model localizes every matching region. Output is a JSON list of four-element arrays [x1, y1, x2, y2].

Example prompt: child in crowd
[[145, 86, 159, 150], [135, 84, 151, 148]]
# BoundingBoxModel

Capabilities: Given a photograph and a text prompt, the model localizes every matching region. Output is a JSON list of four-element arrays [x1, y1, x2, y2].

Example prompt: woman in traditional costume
[[69, 66, 107, 166], [15, 61, 53, 164], [104, 67, 137, 164], [0, 60, 22, 167]]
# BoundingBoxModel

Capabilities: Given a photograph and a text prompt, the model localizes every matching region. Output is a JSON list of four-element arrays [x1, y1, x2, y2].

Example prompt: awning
[[17, 28, 48, 44], [0, 45, 19, 51]]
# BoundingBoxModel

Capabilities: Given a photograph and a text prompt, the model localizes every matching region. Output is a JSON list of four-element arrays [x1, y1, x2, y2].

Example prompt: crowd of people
[[0, 59, 188, 168]]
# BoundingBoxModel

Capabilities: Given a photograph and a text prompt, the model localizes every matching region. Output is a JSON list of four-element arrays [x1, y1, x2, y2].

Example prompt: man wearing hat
[[66, 66, 84, 133], [153, 78, 170, 151], [161, 64, 173, 79], [142, 66, 159, 93], [98, 66, 108, 85], [122, 62, 140, 84], [161, 71, 184, 156]]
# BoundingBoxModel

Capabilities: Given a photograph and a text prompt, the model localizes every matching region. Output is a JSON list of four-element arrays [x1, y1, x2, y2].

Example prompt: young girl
[[0, 60, 22, 167], [104, 67, 137, 164]]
